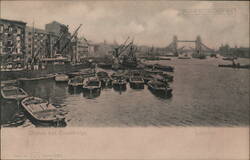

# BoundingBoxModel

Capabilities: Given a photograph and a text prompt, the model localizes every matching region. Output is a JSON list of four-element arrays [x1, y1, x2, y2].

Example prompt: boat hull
[[24, 111, 66, 127], [112, 82, 127, 91], [21, 97, 66, 127], [147, 82, 172, 97], [129, 82, 144, 89]]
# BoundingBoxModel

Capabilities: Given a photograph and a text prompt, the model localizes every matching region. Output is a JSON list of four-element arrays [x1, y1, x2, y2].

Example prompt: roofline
[[0, 18, 26, 25]]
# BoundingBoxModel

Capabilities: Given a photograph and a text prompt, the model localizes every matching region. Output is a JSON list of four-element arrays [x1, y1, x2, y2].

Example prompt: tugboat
[[1, 86, 28, 101], [55, 73, 69, 82], [82, 77, 102, 93], [129, 76, 144, 89], [21, 96, 66, 127], [97, 71, 112, 88], [147, 80, 172, 97], [68, 76, 84, 88]]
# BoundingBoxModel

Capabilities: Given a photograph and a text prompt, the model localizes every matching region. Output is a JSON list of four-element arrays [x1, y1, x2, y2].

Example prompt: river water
[[1, 57, 249, 127]]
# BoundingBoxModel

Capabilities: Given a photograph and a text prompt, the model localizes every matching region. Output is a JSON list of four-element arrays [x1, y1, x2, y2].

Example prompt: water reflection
[[129, 83, 145, 90], [113, 84, 127, 93], [1, 100, 27, 127], [148, 87, 173, 99], [83, 90, 101, 99], [68, 86, 82, 95]]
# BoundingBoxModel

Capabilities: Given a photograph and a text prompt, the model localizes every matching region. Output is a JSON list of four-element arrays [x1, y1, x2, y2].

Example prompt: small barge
[[68, 76, 84, 88], [83, 78, 102, 92], [21, 97, 66, 126], [1, 86, 28, 100], [55, 74, 69, 82], [129, 76, 144, 89], [147, 80, 172, 96], [97, 71, 112, 87], [112, 76, 127, 90]]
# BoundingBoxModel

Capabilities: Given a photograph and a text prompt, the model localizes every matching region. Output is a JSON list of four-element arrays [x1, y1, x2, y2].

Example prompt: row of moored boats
[[55, 69, 173, 96], [1, 81, 66, 127]]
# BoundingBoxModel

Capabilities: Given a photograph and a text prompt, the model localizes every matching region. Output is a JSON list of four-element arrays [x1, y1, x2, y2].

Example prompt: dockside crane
[[59, 24, 82, 55], [112, 37, 138, 68]]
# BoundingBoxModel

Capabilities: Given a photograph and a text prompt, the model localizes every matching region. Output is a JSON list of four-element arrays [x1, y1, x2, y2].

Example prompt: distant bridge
[[164, 36, 214, 56]]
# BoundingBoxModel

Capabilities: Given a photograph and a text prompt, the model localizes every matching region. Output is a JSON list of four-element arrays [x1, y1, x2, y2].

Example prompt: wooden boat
[[129, 70, 142, 77], [142, 73, 154, 83], [158, 57, 171, 60], [178, 56, 191, 59], [1, 86, 28, 100], [18, 74, 55, 81], [218, 64, 250, 69], [111, 71, 126, 79], [159, 72, 174, 82], [112, 76, 127, 90], [55, 73, 69, 82], [83, 78, 102, 92], [68, 76, 84, 87], [144, 68, 163, 75], [153, 64, 174, 72], [21, 97, 65, 126], [129, 76, 144, 89], [147, 80, 172, 96], [222, 57, 237, 61], [67, 69, 95, 78], [1, 80, 19, 87], [98, 63, 113, 69], [97, 71, 112, 87]]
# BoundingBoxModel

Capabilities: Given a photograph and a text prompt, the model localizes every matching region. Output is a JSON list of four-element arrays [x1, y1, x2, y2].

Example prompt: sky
[[1, 1, 249, 48]]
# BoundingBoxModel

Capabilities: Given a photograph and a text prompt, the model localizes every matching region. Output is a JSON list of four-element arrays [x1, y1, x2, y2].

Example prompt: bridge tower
[[195, 36, 202, 54], [173, 35, 178, 56]]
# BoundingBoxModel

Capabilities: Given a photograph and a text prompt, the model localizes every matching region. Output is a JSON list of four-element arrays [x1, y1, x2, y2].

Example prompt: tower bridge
[[165, 36, 214, 56]]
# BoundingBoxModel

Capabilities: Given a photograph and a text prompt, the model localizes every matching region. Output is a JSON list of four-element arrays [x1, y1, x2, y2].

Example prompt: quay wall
[[0, 63, 90, 81]]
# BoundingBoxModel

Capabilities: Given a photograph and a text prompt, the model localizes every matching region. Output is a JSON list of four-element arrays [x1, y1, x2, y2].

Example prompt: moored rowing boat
[[21, 97, 65, 126]]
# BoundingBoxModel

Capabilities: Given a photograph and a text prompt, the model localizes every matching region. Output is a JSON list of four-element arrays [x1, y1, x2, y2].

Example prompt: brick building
[[25, 26, 49, 59], [0, 18, 26, 70]]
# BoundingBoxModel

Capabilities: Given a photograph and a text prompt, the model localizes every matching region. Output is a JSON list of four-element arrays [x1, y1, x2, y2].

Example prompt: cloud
[[1, 1, 249, 47]]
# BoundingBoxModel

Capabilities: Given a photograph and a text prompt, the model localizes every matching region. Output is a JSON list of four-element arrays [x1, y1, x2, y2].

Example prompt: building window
[[4, 24, 8, 29], [17, 28, 21, 34], [7, 40, 12, 46], [0, 25, 3, 33], [28, 32, 32, 35], [17, 48, 21, 54], [7, 47, 12, 52], [9, 27, 13, 32]]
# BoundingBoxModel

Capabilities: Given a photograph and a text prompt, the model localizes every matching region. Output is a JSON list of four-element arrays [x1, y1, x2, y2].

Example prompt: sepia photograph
[[0, 0, 249, 159]]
